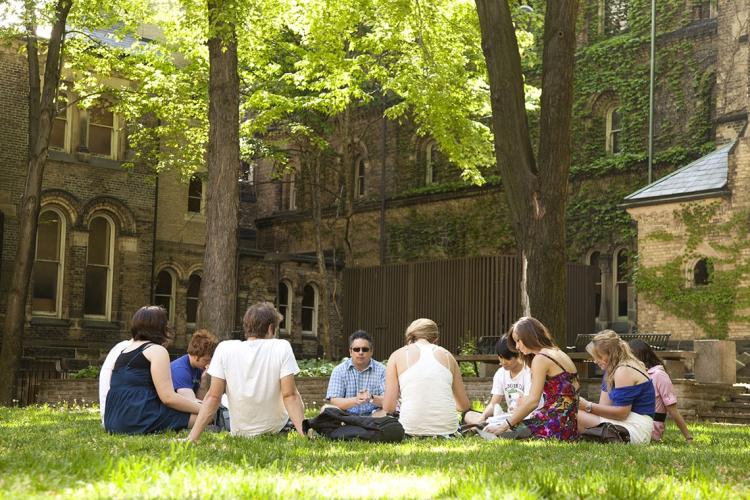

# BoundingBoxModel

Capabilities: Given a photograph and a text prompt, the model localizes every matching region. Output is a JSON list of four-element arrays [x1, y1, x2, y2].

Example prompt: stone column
[[694, 340, 736, 384]]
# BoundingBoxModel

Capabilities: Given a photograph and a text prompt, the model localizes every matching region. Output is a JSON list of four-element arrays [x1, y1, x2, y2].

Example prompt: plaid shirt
[[325, 358, 386, 415]]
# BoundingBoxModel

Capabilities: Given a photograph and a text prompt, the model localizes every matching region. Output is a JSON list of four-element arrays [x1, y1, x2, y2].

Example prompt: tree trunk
[[475, 0, 578, 346], [200, 0, 239, 339], [0, 0, 72, 405], [337, 108, 355, 266], [310, 153, 335, 358]]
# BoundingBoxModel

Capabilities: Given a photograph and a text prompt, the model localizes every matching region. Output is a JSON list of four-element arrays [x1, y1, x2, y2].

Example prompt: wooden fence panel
[[344, 255, 594, 359]]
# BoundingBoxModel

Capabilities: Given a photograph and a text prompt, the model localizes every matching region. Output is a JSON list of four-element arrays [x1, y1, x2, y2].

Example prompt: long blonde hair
[[586, 330, 646, 390], [405, 318, 439, 344]]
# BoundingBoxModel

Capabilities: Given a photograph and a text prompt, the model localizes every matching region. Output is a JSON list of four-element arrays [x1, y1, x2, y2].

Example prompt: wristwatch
[[585, 401, 593, 413]]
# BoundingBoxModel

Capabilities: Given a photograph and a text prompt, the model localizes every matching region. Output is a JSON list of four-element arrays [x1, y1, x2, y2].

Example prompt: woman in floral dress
[[484, 316, 579, 441]]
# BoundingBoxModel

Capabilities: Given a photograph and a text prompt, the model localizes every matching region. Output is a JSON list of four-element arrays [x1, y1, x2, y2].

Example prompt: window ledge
[[82, 320, 120, 329], [48, 149, 124, 170], [301, 332, 318, 339], [30, 317, 71, 327], [184, 213, 206, 223]]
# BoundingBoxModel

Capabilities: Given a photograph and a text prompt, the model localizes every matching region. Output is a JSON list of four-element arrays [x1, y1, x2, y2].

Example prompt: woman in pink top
[[628, 340, 693, 442]]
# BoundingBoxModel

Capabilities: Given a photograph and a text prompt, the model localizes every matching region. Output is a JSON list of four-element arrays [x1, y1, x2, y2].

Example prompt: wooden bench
[[568, 350, 696, 378], [571, 332, 672, 351]]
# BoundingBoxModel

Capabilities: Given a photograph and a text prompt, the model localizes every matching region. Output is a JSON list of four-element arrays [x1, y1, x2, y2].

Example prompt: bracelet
[[505, 418, 515, 430]]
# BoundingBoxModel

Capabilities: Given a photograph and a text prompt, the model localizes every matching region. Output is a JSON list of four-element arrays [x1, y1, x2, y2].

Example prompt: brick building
[[1, 1, 747, 378]]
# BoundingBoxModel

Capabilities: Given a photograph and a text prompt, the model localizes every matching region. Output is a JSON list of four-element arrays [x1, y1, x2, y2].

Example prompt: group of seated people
[[99, 302, 692, 444]]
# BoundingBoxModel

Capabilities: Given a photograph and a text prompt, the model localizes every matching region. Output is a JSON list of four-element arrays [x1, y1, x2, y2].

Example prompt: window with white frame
[[186, 273, 201, 325], [32, 209, 66, 315], [614, 248, 629, 320], [355, 158, 366, 198], [154, 269, 176, 323], [240, 160, 255, 184], [187, 175, 203, 213], [589, 251, 602, 321], [87, 103, 116, 157], [301, 283, 318, 336], [278, 281, 292, 333], [84, 216, 114, 319], [48, 91, 123, 160], [606, 106, 622, 154]]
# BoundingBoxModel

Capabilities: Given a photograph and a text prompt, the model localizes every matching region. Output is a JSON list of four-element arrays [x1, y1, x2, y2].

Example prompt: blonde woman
[[578, 330, 656, 444], [382, 318, 471, 437]]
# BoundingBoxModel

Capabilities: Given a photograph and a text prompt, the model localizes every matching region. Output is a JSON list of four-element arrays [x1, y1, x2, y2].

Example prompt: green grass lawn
[[0, 405, 748, 499]]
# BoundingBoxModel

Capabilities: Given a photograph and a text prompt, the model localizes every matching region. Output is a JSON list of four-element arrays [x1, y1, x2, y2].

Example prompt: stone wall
[[37, 375, 742, 423]]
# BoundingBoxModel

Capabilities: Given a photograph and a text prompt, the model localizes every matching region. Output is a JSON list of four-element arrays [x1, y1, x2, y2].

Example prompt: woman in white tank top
[[383, 318, 471, 437]]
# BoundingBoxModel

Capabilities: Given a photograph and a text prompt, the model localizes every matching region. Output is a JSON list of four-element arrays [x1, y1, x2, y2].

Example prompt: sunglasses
[[350, 347, 371, 353]]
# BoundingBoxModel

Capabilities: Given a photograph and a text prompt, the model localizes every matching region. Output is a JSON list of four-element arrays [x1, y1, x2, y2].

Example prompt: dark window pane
[[154, 295, 171, 318], [302, 307, 313, 332], [89, 106, 113, 126], [188, 176, 202, 213], [88, 218, 110, 265], [617, 250, 628, 281], [186, 298, 198, 323], [32, 261, 58, 312], [36, 211, 60, 261], [278, 282, 289, 330], [84, 266, 108, 315], [50, 118, 66, 149], [302, 285, 315, 306], [694, 259, 712, 286], [187, 274, 201, 297], [186, 274, 201, 323], [357, 159, 365, 196], [618, 283, 628, 317], [156, 271, 173, 295], [89, 124, 112, 156]]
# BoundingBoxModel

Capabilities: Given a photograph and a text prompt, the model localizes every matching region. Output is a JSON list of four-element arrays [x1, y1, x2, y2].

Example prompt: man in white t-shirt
[[464, 335, 537, 427], [188, 302, 305, 441], [98, 338, 133, 424]]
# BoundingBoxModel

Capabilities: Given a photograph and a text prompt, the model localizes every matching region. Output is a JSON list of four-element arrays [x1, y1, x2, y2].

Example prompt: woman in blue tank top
[[578, 330, 656, 444]]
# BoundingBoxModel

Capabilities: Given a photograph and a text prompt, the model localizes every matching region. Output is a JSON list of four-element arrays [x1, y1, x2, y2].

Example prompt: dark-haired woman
[[484, 316, 580, 441], [104, 306, 201, 434], [628, 339, 693, 442]]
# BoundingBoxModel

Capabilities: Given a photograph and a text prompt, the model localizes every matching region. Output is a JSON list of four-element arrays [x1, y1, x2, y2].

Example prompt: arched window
[[589, 251, 602, 321], [84, 216, 114, 319], [302, 283, 318, 336], [154, 269, 176, 323], [32, 209, 65, 315], [355, 158, 366, 198], [288, 173, 297, 210], [186, 273, 201, 325], [278, 281, 292, 333], [693, 258, 713, 286], [614, 248, 629, 320], [188, 175, 203, 213], [606, 106, 622, 154]]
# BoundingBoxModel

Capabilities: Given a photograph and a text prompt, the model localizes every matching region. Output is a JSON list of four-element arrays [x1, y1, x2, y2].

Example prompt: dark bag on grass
[[306, 407, 405, 443], [580, 422, 630, 443]]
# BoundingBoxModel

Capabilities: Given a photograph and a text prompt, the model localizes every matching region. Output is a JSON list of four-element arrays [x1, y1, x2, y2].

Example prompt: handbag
[[580, 422, 630, 443]]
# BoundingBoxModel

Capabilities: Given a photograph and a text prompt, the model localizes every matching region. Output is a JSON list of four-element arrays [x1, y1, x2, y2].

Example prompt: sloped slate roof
[[623, 141, 735, 206]]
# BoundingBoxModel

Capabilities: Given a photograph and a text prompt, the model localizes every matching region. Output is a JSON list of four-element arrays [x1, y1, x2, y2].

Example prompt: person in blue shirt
[[170, 329, 218, 401], [578, 330, 656, 444], [325, 330, 386, 416]]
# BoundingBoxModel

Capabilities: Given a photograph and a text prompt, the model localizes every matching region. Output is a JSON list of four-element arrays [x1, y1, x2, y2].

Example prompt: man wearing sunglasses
[[325, 330, 386, 416]]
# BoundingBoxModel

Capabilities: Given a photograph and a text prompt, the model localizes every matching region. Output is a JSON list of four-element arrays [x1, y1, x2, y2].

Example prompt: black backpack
[[305, 407, 405, 443]]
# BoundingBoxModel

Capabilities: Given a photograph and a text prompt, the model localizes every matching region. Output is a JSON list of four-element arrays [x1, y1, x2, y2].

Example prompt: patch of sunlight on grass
[[62, 467, 450, 499]]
